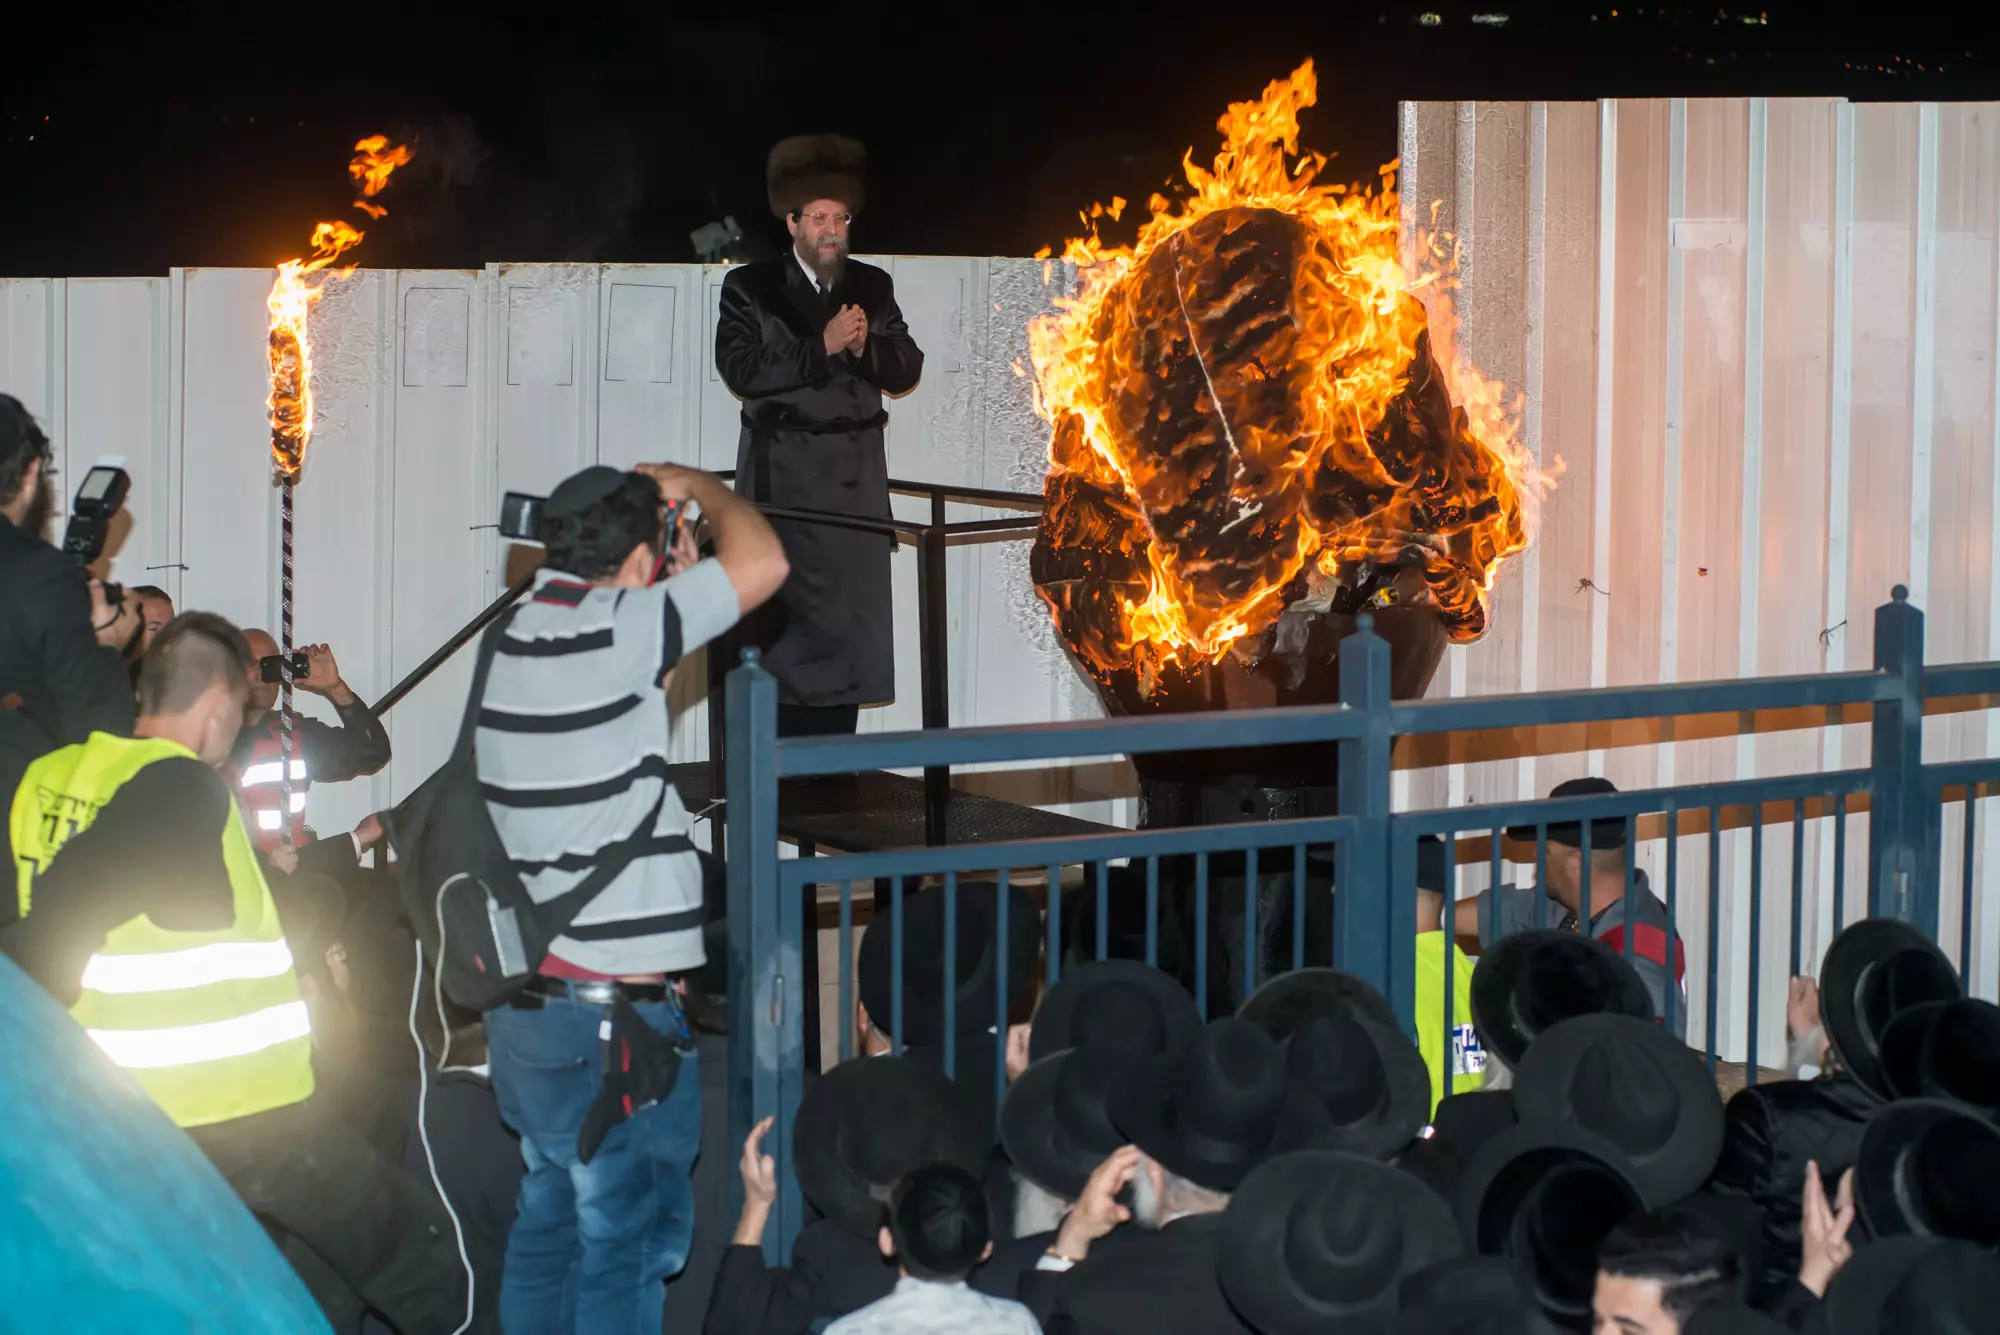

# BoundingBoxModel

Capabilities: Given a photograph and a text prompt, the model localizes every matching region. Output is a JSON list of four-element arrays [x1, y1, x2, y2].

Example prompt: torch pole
[[278, 475, 297, 849]]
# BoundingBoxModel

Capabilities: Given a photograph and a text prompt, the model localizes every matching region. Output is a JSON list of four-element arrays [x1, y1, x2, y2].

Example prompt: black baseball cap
[[544, 465, 632, 518], [1506, 777, 1628, 851]]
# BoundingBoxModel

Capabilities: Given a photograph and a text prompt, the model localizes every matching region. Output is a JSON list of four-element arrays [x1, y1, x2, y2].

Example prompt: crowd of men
[[2, 127, 1997, 1335]]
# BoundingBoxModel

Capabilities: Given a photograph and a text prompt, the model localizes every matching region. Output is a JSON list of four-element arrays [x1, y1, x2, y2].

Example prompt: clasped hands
[[822, 304, 868, 356]]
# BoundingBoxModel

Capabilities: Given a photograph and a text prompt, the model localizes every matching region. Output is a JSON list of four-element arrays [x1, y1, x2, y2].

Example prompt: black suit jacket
[[0, 515, 134, 821], [1706, 1074, 1880, 1302], [1017, 1216, 1252, 1335]]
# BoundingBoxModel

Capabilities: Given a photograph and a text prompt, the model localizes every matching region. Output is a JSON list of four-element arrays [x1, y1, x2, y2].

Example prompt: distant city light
[[1419, 11, 1443, 24], [1471, 12, 1510, 25]]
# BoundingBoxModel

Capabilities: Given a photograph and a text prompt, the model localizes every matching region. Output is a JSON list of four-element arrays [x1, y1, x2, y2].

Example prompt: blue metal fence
[[722, 586, 2000, 1258]]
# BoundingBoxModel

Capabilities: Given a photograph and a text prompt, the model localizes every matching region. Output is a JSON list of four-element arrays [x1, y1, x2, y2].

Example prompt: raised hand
[[1798, 1160, 1855, 1297]]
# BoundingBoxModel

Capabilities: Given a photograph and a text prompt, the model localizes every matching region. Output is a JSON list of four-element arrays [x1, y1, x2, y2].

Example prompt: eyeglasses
[[799, 210, 852, 228]]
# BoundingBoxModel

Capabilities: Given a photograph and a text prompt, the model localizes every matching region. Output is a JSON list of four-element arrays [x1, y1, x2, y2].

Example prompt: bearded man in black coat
[[714, 134, 924, 737]]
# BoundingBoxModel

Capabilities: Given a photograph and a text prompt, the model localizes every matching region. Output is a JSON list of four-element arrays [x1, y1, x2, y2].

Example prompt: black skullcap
[[889, 1162, 990, 1280], [544, 465, 630, 519]]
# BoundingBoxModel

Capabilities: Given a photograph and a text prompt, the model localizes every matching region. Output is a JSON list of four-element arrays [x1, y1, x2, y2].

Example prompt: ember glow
[[266, 135, 415, 479], [1028, 61, 1547, 692]]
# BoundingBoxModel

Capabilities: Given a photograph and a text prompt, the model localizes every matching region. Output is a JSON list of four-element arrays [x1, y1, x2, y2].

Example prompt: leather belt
[[512, 975, 671, 1008]]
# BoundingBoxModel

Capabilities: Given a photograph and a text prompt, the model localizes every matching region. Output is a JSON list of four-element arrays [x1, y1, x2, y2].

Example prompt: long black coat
[[1017, 1217, 1252, 1335], [1705, 1074, 1880, 1302], [714, 256, 923, 707]]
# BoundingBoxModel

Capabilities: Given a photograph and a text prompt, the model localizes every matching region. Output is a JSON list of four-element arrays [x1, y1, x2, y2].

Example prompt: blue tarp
[[0, 956, 330, 1334]]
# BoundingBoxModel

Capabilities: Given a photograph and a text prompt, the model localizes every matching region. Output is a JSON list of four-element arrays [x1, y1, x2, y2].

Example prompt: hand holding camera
[[89, 578, 140, 652]]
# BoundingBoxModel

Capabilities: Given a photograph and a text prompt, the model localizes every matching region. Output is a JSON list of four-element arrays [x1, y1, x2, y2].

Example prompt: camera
[[62, 465, 132, 608], [260, 651, 311, 684]]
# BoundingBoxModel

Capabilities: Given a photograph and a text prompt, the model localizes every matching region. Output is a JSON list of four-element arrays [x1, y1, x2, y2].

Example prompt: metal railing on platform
[[722, 585, 2000, 1260]]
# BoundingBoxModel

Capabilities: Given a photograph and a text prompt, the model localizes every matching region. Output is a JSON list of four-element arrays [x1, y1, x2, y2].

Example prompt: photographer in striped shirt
[[476, 461, 786, 1333]]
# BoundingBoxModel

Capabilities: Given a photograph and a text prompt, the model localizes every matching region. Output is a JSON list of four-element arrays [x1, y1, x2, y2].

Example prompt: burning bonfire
[[1028, 62, 1544, 702], [266, 134, 414, 479]]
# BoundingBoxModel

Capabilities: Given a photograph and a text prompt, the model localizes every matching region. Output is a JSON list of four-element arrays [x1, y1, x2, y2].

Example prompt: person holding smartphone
[[224, 630, 391, 854]]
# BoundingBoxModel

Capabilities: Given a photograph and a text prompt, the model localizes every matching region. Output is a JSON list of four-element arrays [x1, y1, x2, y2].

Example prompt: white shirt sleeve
[[662, 558, 741, 660]]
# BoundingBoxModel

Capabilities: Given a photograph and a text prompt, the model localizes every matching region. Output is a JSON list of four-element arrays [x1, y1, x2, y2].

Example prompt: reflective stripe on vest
[[234, 722, 310, 850], [10, 733, 316, 1129]]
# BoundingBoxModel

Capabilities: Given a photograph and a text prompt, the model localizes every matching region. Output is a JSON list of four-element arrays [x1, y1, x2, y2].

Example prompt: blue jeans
[[485, 993, 701, 1335]]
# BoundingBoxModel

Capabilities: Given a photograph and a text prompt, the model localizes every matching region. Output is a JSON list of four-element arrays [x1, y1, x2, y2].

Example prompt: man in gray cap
[[475, 460, 786, 1331]]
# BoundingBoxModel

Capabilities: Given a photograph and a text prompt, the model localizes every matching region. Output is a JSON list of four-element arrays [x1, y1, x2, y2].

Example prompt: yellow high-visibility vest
[[1414, 930, 1483, 1115], [11, 732, 315, 1129]]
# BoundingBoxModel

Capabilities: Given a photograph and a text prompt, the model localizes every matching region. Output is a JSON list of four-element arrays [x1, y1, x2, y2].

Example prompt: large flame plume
[[266, 135, 415, 479], [1028, 61, 1548, 692]]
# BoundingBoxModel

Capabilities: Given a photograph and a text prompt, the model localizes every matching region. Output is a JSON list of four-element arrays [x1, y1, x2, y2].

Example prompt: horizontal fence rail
[[722, 586, 2000, 1260]]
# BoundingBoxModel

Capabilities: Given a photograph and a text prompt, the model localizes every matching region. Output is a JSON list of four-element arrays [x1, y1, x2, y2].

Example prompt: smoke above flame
[[267, 135, 415, 480], [1028, 61, 1549, 688]]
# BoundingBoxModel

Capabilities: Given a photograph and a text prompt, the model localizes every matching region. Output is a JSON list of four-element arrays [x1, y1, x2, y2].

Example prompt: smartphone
[[259, 651, 311, 684]]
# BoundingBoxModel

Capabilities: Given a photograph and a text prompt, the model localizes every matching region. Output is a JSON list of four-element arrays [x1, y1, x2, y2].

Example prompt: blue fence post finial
[[1867, 586, 1935, 935], [725, 648, 801, 1262], [1335, 613, 1399, 1020]]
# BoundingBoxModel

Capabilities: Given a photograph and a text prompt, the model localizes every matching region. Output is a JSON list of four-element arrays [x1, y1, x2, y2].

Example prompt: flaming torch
[[265, 134, 414, 844]]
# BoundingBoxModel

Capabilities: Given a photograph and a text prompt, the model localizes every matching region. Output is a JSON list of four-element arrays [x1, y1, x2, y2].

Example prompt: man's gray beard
[[796, 237, 848, 290], [1130, 1161, 1162, 1230], [1011, 1169, 1073, 1238]]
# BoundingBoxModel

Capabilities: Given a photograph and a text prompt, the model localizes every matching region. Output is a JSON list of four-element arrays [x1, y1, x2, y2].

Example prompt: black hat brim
[[1819, 918, 1960, 1099], [1219, 1150, 1461, 1335], [1877, 1000, 1950, 1101], [1000, 1050, 1130, 1201], [1512, 1013, 1724, 1208], [1853, 1098, 2000, 1242], [1470, 930, 1655, 1071], [1921, 998, 2000, 1111], [1029, 959, 1202, 1064], [793, 1056, 987, 1238], [1239, 968, 1400, 1038], [1454, 1120, 1644, 1256], [1317, 1018, 1434, 1161], [1106, 1054, 1333, 1193], [858, 883, 1042, 1049]]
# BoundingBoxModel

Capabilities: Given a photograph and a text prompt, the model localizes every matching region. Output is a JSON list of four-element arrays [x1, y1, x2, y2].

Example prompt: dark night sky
[[2, 1, 1992, 275]]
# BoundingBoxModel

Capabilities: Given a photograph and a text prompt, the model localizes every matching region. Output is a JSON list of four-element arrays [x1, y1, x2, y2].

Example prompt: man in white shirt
[[825, 1162, 1041, 1335]]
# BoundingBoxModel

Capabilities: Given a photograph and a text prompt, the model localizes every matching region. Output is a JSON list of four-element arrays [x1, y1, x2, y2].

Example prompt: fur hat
[[767, 135, 867, 218]]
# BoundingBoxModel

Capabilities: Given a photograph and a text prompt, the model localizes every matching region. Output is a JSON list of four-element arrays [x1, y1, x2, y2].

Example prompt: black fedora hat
[[1505, 777, 1628, 850], [1920, 998, 2000, 1114], [1513, 1014, 1723, 1208], [1239, 967, 1400, 1037], [1853, 1098, 2000, 1246], [1001, 1047, 1137, 1200], [1218, 1149, 1461, 1335], [1824, 1236, 2000, 1335], [1397, 1090, 1520, 1203], [1683, 1305, 1788, 1335], [1818, 917, 1960, 1099], [1876, 999, 1950, 1101], [1455, 1121, 1645, 1325], [1395, 1254, 1560, 1335], [1285, 1012, 1432, 1161], [1470, 930, 1654, 1071], [1107, 1017, 1333, 1192], [1028, 959, 1201, 1064], [857, 883, 1042, 1049], [793, 1055, 988, 1238]]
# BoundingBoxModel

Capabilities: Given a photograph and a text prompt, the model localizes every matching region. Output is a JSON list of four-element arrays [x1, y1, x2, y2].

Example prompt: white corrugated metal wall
[[3, 98, 1994, 1060], [1401, 98, 2000, 1058]]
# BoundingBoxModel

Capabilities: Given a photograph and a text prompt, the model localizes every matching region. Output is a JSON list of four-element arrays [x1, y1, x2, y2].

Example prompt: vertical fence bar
[[1488, 831, 1503, 948], [1047, 863, 1063, 988], [1868, 588, 1932, 931], [1292, 844, 1306, 973], [1707, 805, 1722, 1074], [1832, 793, 1848, 947], [1748, 804, 1764, 1086], [1244, 846, 1259, 1003], [1579, 822, 1594, 935], [1095, 862, 1108, 962], [943, 871, 958, 1079], [891, 876, 905, 1054], [1535, 831, 1549, 928], [838, 882, 854, 1064], [1664, 804, 1680, 1037], [1621, 813, 1637, 962], [1790, 799, 1806, 981], [1961, 792, 1978, 981], [1388, 827, 1420, 1043], [994, 869, 1010, 1130], [1196, 852, 1210, 1018], [1441, 832, 1456, 1101], [1148, 856, 1162, 969], [1336, 615, 1396, 1009], [723, 653, 794, 1261]]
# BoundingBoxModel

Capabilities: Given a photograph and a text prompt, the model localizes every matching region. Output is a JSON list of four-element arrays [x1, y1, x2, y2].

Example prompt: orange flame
[[1029, 61, 1549, 685], [267, 135, 415, 479]]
